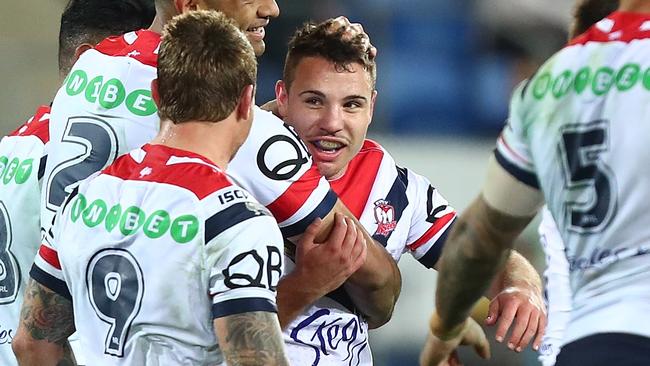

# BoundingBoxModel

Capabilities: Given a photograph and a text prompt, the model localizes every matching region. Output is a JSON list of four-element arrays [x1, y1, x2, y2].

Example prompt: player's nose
[[258, 0, 280, 19], [318, 106, 345, 133]]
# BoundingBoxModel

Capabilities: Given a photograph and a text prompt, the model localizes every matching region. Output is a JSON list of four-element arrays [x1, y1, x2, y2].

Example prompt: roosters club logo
[[373, 199, 397, 237]]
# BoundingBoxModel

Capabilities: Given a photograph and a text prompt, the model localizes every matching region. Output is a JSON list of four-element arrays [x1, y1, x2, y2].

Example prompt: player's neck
[[152, 119, 237, 169], [619, 0, 650, 13]]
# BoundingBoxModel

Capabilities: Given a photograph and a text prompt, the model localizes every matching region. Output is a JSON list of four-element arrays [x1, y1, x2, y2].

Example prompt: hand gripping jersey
[[0, 106, 49, 366], [496, 12, 650, 344], [32, 144, 284, 365], [283, 140, 456, 366], [43, 29, 335, 239], [538, 207, 572, 366]]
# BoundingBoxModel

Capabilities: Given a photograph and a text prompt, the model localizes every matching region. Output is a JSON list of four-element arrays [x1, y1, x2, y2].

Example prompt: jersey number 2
[[45, 116, 118, 212], [87, 249, 144, 357], [0, 201, 19, 304], [559, 121, 617, 233]]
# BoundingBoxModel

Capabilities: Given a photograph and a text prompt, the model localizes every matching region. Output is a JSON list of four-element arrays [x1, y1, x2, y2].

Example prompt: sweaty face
[[203, 0, 279, 56], [278, 56, 376, 180]]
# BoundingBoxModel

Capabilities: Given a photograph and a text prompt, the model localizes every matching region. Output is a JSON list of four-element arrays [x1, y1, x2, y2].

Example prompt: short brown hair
[[283, 19, 377, 90], [157, 10, 257, 123]]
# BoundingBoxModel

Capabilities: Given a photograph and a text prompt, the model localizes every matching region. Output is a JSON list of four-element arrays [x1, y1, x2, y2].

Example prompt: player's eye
[[304, 97, 323, 106], [344, 100, 364, 110]]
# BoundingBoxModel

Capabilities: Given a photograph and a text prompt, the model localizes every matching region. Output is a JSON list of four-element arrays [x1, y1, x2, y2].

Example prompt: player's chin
[[248, 39, 265, 56]]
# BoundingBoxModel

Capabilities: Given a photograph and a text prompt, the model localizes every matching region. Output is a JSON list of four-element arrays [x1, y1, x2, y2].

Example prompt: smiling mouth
[[312, 140, 345, 153], [246, 26, 265, 36]]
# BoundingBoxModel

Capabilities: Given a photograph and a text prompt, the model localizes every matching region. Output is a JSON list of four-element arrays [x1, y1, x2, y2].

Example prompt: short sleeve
[[227, 107, 337, 238], [404, 171, 456, 268], [202, 192, 284, 319], [494, 80, 540, 189]]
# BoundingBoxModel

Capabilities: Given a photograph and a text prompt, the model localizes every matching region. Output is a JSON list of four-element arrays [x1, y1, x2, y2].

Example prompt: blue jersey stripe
[[494, 149, 540, 189], [417, 220, 455, 269], [30, 265, 72, 300], [280, 189, 338, 238], [204, 202, 268, 243], [212, 297, 277, 319]]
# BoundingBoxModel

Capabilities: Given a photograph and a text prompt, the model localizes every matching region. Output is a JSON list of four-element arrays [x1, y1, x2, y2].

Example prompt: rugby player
[[429, 0, 650, 365], [40, 0, 400, 347], [13, 11, 307, 365], [538, 2, 618, 365], [273, 19, 546, 365], [0, 1, 153, 364]]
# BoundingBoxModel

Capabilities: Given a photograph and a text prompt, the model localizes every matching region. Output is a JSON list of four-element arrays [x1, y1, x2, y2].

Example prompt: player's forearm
[[487, 250, 542, 299], [435, 197, 530, 336], [345, 240, 401, 328], [12, 339, 76, 366], [276, 272, 325, 329]]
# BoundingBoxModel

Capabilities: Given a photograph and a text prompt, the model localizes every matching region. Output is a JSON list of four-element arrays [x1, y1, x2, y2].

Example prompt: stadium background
[[1, 1, 576, 364]]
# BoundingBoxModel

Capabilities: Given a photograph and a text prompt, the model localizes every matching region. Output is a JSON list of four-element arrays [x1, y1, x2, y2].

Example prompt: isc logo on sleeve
[[69, 193, 199, 244]]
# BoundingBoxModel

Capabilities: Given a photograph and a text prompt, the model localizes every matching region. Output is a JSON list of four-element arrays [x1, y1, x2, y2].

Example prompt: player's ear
[[368, 90, 378, 124], [275, 80, 289, 119], [175, 0, 196, 13], [237, 84, 255, 122], [73, 43, 94, 62], [151, 79, 161, 108]]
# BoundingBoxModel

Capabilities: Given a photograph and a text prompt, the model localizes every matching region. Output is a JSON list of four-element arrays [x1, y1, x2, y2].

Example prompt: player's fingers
[[516, 309, 539, 352], [448, 351, 462, 366], [350, 226, 367, 270], [532, 311, 547, 351], [339, 217, 359, 255], [299, 217, 323, 251], [327, 213, 349, 247], [486, 298, 500, 326], [506, 308, 532, 351], [494, 302, 517, 344], [330, 16, 351, 30], [466, 321, 491, 359]]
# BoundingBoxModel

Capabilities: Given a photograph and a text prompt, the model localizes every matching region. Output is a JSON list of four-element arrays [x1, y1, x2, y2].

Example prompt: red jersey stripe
[[407, 212, 455, 251], [569, 11, 650, 46], [39, 245, 61, 270], [330, 141, 385, 218], [266, 164, 323, 223], [8, 105, 50, 143], [94, 30, 160, 68], [103, 144, 232, 200]]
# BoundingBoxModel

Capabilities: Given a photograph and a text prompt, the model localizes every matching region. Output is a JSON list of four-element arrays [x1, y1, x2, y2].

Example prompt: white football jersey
[[0, 106, 49, 366], [538, 207, 571, 366], [283, 140, 456, 366], [43, 29, 334, 241], [32, 144, 284, 365], [496, 11, 650, 344]]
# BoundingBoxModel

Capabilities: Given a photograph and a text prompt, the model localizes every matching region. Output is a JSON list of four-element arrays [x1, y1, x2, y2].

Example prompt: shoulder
[[102, 147, 233, 200], [94, 30, 159, 68], [7, 105, 50, 143]]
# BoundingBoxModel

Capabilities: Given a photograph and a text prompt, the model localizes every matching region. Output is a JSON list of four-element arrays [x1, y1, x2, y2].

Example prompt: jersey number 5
[[87, 249, 144, 357], [558, 120, 617, 234], [0, 201, 19, 304]]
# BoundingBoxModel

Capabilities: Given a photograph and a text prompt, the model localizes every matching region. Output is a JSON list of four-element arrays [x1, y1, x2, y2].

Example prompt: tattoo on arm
[[435, 197, 533, 332], [56, 342, 77, 366], [216, 311, 289, 366], [20, 278, 75, 345]]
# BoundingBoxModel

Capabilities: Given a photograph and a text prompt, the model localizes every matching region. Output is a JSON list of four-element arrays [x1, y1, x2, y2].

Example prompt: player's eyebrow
[[299, 90, 326, 97], [343, 95, 368, 102], [299, 90, 368, 102]]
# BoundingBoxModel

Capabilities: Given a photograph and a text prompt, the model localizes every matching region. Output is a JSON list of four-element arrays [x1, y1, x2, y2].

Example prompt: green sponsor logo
[[532, 64, 650, 99], [71, 198, 196, 243], [64, 70, 157, 116], [0, 156, 32, 185], [170, 215, 199, 244], [70, 194, 88, 223], [616, 63, 640, 91], [532, 73, 552, 99], [2, 158, 19, 185], [126, 89, 157, 116], [143, 210, 171, 239], [574, 67, 591, 94], [65, 70, 88, 96]]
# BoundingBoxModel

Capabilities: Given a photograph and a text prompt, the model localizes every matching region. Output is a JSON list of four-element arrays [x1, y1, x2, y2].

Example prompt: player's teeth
[[318, 141, 341, 149]]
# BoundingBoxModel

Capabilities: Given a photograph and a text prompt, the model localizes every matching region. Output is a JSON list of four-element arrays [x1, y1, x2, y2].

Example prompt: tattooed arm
[[12, 279, 76, 366], [214, 311, 289, 366]]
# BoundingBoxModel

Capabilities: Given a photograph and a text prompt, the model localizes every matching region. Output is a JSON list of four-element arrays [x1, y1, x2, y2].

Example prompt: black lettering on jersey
[[256, 123, 309, 181], [266, 246, 282, 291], [223, 250, 265, 289], [425, 185, 448, 224], [217, 189, 248, 205]]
